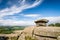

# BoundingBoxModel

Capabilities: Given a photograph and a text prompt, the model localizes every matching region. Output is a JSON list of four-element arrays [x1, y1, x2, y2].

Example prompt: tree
[[48, 24, 55, 26], [55, 23, 60, 27]]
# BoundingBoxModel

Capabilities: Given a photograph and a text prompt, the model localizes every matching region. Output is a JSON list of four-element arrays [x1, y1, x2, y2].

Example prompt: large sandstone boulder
[[18, 27, 60, 40], [34, 27, 60, 37], [23, 26, 35, 36], [33, 27, 60, 40], [18, 26, 36, 40]]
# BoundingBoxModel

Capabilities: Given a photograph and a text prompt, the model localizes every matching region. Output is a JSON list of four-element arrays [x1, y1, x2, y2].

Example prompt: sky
[[0, 0, 60, 26]]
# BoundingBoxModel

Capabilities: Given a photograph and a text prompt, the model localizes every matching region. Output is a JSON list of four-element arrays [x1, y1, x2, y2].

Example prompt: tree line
[[48, 23, 60, 27]]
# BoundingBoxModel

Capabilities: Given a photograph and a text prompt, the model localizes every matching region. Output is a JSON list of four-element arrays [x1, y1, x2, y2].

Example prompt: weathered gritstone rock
[[34, 35, 57, 40], [34, 27, 60, 37], [18, 26, 37, 40], [18, 26, 60, 40], [0, 34, 19, 40], [35, 19, 49, 27], [0, 30, 23, 40], [34, 27, 60, 40], [0, 27, 60, 40], [18, 33, 25, 40], [23, 26, 35, 36], [57, 36, 60, 40]]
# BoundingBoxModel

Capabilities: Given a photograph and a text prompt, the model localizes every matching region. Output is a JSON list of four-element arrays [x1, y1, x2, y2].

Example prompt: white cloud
[[25, 0, 43, 9], [21, 14, 41, 17], [0, 16, 60, 26], [38, 16, 60, 24], [0, 0, 43, 26], [0, 19, 35, 26], [0, 5, 27, 18], [0, 0, 42, 18]]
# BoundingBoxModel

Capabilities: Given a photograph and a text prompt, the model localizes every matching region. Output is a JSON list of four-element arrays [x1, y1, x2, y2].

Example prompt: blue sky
[[22, 0, 60, 16], [0, 0, 60, 26]]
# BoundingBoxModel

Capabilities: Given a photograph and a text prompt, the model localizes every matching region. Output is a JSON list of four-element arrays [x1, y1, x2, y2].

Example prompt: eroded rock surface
[[0, 26, 60, 40], [17, 26, 60, 40]]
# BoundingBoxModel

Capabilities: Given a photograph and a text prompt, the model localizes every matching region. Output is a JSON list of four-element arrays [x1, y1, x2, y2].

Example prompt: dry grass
[[25, 36, 37, 40]]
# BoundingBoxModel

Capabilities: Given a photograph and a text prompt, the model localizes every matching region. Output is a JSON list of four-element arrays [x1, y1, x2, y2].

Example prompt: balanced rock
[[35, 19, 49, 27]]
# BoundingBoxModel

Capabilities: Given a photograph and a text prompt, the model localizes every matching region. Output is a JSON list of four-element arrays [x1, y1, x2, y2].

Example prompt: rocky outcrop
[[0, 34, 19, 40], [34, 27, 60, 40], [18, 27, 60, 40], [0, 26, 60, 40]]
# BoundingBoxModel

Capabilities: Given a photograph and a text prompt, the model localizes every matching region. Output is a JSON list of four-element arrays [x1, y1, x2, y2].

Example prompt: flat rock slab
[[34, 27, 60, 37]]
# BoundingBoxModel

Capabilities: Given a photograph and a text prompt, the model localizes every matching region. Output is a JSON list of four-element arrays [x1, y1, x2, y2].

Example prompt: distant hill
[[0, 26, 25, 34]]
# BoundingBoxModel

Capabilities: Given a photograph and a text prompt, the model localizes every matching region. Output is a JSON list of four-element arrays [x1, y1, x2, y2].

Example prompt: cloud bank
[[0, 19, 35, 26], [22, 14, 41, 17], [0, 16, 60, 26], [0, 0, 42, 26], [0, 0, 42, 18], [0, 0, 60, 26], [38, 16, 60, 24]]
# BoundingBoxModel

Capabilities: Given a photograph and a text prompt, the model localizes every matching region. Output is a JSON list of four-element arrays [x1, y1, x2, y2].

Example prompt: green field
[[0, 26, 25, 34]]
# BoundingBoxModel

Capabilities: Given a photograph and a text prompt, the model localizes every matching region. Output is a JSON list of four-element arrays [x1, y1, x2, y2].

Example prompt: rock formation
[[35, 19, 49, 27], [18, 19, 60, 40]]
